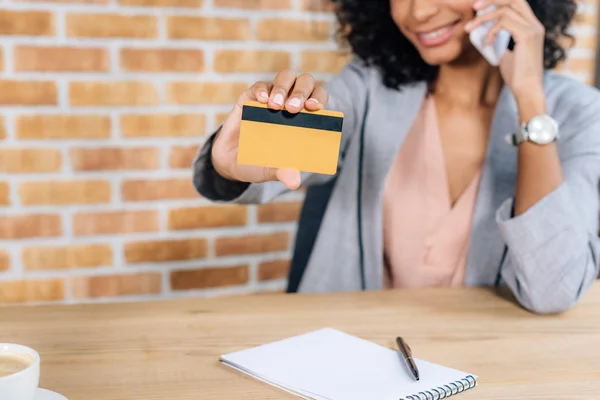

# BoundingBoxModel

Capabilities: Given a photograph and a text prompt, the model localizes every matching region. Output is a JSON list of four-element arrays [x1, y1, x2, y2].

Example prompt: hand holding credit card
[[210, 70, 339, 190], [237, 101, 344, 175]]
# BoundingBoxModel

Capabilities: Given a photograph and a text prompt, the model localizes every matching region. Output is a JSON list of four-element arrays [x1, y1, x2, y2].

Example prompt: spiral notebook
[[220, 328, 477, 400]]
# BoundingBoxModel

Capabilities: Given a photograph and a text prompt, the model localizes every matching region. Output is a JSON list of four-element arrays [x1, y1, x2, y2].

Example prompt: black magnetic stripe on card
[[241, 105, 343, 132]]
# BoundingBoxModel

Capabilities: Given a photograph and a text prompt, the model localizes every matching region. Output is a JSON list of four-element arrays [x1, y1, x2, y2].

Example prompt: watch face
[[528, 115, 558, 145]]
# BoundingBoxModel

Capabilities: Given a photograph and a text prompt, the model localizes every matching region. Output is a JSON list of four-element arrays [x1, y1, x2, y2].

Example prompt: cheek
[[389, 0, 410, 35], [441, 0, 476, 18]]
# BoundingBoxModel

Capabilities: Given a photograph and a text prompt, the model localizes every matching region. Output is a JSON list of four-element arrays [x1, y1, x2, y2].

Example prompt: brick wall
[[0, 0, 597, 305]]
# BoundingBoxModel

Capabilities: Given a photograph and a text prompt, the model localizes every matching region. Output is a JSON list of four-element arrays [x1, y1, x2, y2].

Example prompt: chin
[[417, 44, 463, 66]]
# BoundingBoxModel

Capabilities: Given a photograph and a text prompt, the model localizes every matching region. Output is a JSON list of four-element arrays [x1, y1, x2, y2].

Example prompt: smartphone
[[469, 5, 512, 66]]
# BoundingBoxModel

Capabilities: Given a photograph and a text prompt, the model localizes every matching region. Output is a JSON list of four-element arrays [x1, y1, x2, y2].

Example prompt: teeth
[[421, 26, 450, 39]]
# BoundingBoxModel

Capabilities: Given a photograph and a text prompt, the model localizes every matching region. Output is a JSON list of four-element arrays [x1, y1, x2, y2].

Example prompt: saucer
[[36, 388, 68, 400]]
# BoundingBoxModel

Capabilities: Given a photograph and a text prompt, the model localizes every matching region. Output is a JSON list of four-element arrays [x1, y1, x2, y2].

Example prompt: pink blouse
[[382, 96, 482, 289]]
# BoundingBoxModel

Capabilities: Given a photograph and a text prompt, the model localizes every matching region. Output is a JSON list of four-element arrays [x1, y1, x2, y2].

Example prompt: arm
[[192, 58, 370, 204], [467, 0, 599, 313], [512, 92, 563, 216], [496, 89, 600, 314]]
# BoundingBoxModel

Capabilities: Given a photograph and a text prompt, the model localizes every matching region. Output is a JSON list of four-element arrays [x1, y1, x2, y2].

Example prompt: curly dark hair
[[332, 0, 577, 89]]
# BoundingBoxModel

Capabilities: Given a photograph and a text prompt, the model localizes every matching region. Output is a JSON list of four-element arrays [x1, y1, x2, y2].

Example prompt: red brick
[[167, 16, 250, 40], [574, 34, 596, 50], [120, 48, 204, 72], [215, 113, 230, 125], [23, 244, 112, 270], [0, 214, 62, 239], [258, 259, 290, 281], [0, 251, 9, 271], [170, 264, 248, 290], [0, 149, 61, 173], [67, 13, 157, 38], [16, 115, 111, 140], [121, 178, 199, 201], [0, 80, 57, 105], [0, 10, 54, 36], [21, 0, 107, 3], [300, 50, 351, 73], [0, 182, 9, 206], [168, 205, 247, 230], [19, 180, 111, 205], [0, 279, 64, 303], [0, 116, 5, 139], [214, 0, 291, 8], [71, 272, 162, 299], [257, 19, 330, 41], [15, 46, 109, 72], [569, 57, 596, 73], [119, 0, 203, 5], [70, 147, 160, 171], [215, 232, 289, 256], [258, 202, 302, 223], [120, 114, 205, 137], [167, 82, 248, 105], [300, 0, 336, 11], [73, 210, 159, 236], [169, 145, 199, 169], [124, 238, 207, 263], [573, 11, 596, 26], [70, 81, 158, 106], [214, 50, 290, 73]]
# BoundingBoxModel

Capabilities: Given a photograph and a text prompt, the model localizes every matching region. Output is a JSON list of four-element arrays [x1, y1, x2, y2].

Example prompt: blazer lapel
[[465, 84, 519, 286]]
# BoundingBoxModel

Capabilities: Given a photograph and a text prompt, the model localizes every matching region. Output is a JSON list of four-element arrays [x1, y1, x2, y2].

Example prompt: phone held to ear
[[469, 5, 512, 66]]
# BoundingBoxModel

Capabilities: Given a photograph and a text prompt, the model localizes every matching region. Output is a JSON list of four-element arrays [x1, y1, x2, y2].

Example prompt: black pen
[[396, 337, 420, 381]]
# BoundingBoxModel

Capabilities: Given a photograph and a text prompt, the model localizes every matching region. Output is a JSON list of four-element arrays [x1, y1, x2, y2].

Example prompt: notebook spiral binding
[[400, 375, 476, 400]]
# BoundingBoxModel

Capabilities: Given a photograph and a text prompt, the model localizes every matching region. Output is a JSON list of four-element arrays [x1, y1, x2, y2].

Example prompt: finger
[[465, 5, 528, 33], [269, 69, 297, 110], [485, 14, 528, 46], [473, 0, 536, 20], [276, 168, 302, 190], [231, 85, 257, 126], [285, 73, 316, 113], [250, 81, 273, 104], [304, 85, 328, 111], [259, 167, 301, 189]]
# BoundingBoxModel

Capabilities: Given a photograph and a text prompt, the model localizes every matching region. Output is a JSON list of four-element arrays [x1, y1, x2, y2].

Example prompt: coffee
[[0, 354, 34, 378]]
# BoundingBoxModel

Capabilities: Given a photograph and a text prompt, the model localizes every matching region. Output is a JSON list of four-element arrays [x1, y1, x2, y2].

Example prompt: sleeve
[[495, 89, 600, 314], [191, 58, 370, 205]]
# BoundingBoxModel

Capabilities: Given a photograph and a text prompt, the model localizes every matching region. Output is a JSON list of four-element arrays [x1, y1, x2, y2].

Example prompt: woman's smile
[[415, 20, 461, 47]]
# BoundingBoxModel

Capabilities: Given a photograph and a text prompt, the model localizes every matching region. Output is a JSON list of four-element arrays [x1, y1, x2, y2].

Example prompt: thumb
[[263, 168, 301, 189]]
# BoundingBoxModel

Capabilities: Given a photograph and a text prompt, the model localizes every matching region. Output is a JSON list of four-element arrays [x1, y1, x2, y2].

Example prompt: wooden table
[[1, 284, 600, 399]]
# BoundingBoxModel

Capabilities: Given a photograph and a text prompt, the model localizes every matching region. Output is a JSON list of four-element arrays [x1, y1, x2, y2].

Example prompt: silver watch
[[506, 114, 559, 146]]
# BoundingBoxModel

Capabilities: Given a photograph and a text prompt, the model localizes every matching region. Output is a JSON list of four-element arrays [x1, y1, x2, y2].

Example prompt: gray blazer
[[193, 59, 600, 314]]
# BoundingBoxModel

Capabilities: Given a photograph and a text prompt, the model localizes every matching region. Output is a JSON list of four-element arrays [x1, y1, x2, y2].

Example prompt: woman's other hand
[[465, 0, 546, 110]]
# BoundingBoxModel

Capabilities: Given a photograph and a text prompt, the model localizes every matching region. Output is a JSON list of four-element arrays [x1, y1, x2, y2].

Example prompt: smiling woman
[[193, 0, 600, 315], [332, 0, 575, 87]]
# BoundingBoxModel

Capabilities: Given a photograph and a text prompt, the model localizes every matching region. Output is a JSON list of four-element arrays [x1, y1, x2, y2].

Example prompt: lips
[[415, 21, 460, 47]]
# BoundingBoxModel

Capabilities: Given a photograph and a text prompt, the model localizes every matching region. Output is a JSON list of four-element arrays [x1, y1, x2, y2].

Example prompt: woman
[[193, 0, 600, 314]]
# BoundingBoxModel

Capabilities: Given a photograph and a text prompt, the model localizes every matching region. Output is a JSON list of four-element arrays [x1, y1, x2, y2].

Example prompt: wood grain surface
[[1, 284, 599, 399]]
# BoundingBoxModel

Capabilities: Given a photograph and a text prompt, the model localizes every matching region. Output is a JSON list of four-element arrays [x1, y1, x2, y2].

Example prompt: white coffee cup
[[0, 343, 40, 400]]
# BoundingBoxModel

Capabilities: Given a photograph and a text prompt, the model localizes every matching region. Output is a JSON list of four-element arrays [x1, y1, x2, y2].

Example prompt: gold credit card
[[237, 101, 344, 175]]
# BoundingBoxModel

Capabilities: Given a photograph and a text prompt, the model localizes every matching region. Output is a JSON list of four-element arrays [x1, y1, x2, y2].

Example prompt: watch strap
[[505, 122, 527, 146]]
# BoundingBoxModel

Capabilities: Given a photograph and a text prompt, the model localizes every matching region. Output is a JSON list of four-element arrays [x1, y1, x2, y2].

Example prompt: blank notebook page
[[220, 328, 477, 400]]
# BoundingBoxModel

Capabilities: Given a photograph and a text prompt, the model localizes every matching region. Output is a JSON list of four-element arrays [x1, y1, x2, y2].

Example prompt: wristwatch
[[506, 114, 559, 146]]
